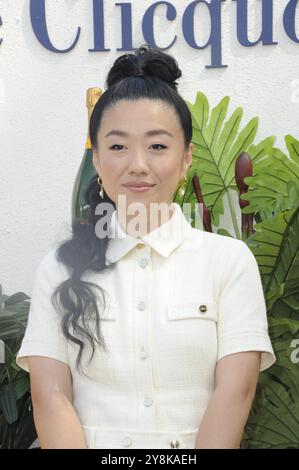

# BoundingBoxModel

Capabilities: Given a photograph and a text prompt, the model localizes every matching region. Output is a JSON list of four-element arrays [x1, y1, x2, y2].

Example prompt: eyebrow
[[104, 129, 174, 139]]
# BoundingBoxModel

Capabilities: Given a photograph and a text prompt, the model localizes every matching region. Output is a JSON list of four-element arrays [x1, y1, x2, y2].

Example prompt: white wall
[[0, 0, 298, 295]]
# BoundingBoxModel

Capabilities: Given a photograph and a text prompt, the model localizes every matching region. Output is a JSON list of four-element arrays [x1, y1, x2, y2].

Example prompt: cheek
[[157, 161, 180, 181], [102, 158, 123, 179]]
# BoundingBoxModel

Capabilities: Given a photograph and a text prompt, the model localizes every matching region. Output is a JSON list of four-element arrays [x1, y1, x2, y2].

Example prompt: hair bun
[[106, 44, 182, 91]]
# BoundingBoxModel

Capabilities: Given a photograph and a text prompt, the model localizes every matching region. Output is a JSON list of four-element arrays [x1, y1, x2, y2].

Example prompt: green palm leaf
[[245, 316, 299, 448], [178, 91, 275, 234], [244, 207, 299, 448], [0, 287, 37, 448], [245, 379, 299, 448], [246, 206, 299, 301], [241, 135, 299, 219]]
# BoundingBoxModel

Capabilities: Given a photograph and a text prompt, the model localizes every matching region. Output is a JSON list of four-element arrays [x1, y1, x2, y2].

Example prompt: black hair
[[51, 44, 193, 375]]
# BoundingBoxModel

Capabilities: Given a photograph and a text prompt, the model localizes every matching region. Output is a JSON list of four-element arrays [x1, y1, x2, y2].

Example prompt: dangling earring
[[178, 175, 187, 198], [97, 175, 104, 199]]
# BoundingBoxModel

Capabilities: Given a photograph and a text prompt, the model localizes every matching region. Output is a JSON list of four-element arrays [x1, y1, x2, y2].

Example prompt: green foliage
[[174, 91, 276, 239], [241, 135, 299, 219], [0, 288, 37, 449], [175, 91, 299, 448], [243, 207, 299, 447]]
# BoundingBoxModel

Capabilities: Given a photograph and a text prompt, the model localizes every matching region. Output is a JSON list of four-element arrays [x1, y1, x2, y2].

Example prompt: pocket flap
[[167, 300, 218, 322]]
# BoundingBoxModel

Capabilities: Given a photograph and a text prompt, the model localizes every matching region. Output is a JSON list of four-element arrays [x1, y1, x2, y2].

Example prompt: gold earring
[[178, 175, 187, 198], [97, 175, 104, 199]]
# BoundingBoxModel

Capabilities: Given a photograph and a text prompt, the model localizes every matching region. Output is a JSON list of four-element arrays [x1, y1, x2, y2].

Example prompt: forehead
[[99, 99, 181, 137]]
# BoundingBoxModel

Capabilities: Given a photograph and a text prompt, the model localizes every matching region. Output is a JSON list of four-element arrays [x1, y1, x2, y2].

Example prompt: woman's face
[[92, 98, 193, 212]]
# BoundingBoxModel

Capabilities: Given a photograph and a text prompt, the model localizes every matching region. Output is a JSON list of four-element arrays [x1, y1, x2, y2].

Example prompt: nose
[[128, 150, 150, 175]]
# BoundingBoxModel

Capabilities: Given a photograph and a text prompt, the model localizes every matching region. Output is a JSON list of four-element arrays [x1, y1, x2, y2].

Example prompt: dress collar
[[105, 202, 194, 264]]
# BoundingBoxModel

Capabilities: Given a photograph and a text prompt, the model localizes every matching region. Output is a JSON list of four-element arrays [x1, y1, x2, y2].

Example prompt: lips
[[123, 183, 155, 188]]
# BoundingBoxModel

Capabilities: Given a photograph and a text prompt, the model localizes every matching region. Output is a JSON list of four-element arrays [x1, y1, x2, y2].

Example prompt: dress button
[[122, 436, 132, 447], [137, 301, 146, 311], [169, 439, 180, 448], [199, 304, 207, 313], [137, 242, 145, 249], [143, 396, 153, 407], [139, 258, 148, 268], [139, 348, 148, 360]]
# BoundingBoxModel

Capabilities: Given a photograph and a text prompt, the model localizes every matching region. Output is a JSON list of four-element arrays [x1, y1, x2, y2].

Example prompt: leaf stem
[[227, 189, 241, 239]]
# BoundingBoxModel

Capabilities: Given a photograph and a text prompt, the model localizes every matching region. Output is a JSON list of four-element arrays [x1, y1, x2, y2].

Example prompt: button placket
[[139, 347, 148, 360], [143, 396, 153, 407], [136, 241, 150, 270], [122, 436, 132, 447], [169, 438, 181, 448], [137, 300, 146, 311], [134, 244, 155, 428], [138, 257, 149, 269]]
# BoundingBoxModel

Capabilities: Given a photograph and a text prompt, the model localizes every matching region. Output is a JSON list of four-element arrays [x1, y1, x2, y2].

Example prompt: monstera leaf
[[243, 207, 299, 448], [245, 378, 299, 449], [241, 135, 299, 220], [244, 316, 299, 449], [0, 287, 37, 449], [176, 91, 275, 233], [245, 206, 299, 303]]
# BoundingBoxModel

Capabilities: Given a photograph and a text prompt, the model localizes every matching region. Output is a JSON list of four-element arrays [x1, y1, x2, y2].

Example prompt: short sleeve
[[217, 240, 276, 372], [16, 248, 69, 372]]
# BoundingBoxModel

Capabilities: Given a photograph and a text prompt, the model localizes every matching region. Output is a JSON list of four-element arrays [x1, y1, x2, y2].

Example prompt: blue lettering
[[29, 0, 80, 53], [25, 1, 298, 67], [89, 0, 110, 52], [116, 2, 134, 52], [182, 0, 227, 69], [234, 0, 278, 46], [283, 0, 299, 43], [142, 2, 177, 50]]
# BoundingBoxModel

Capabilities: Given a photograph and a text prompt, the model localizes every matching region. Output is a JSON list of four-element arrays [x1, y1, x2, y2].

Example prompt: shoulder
[[34, 245, 70, 283], [186, 229, 256, 280], [189, 226, 248, 255]]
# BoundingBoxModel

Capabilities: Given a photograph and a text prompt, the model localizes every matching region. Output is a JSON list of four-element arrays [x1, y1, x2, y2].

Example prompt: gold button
[[169, 439, 180, 448], [137, 243, 145, 249], [199, 304, 207, 313]]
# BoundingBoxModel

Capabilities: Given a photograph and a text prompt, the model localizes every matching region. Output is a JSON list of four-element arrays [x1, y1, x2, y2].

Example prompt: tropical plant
[[174, 91, 276, 238], [173, 91, 299, 448], [241, 178, 299, 447], [241, 135, 299, 219], [0, 285, 37, 449]]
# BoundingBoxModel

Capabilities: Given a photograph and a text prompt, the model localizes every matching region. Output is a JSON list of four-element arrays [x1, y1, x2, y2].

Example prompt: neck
[[116, 201, 175, 238]]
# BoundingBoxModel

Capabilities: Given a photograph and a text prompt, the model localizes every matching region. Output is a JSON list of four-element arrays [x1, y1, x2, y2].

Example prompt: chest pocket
[[152, 300, 219, 389], [167, 300, 218, 322]]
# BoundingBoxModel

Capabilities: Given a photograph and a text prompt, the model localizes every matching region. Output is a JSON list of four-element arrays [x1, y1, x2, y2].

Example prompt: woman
[[16, 44, 276, 449]]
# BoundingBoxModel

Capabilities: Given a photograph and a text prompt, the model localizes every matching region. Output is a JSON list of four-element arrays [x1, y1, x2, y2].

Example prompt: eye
[[109, 144, 124, 150], [151, 144, 167, 150], [109, 144, 167, 151]]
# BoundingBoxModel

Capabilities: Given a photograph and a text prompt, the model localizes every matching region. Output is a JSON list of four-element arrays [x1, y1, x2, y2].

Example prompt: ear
[[182, 142, 193, 176], [92, 148, 101, 173]]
